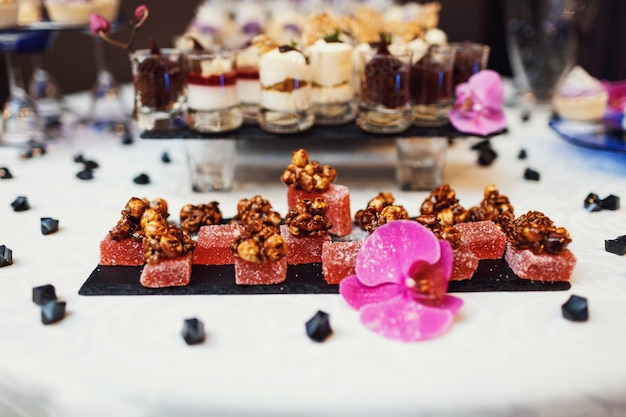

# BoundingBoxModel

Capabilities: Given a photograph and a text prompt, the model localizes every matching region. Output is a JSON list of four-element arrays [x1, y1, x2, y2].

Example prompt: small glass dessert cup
[[396, 137, 448, 191], [185, 51, 243, 133], [449, 42, 490, 88], [185, 139, 236, 192], [258, 46, 314, 134], [307, 39, 356, 125], [235, 45, 262, 124], [356, 44, 412, 134], [130, 48, 185, 132], [410, 45, 456, 127]]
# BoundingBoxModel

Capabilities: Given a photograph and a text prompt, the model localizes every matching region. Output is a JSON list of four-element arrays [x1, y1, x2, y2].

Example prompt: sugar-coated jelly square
[[321, 240, 363, 284], [280, 225, 331, 265], [450, 244, 479, 281], [455, 221, 506, 260], [99, 234, 145, 266], [193, 224, 243, 265], [234, 257, 287, 285], [140, 252, 193, 288], [504, 242, 576, 282], [287, 184, 352, 237]]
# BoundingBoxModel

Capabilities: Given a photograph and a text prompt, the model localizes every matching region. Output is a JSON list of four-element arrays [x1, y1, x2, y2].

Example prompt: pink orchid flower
[[339, 220, 463, 342], [89, 14, 110, 36], [89, 5, 149, 52], [448, 69, 507, 136]]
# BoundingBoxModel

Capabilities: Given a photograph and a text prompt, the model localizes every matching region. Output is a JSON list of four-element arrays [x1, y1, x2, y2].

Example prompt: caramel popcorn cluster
[[109, 197, 169, 241], [506, 211, 572, 255], [280, 149, 337, 193], [415, 213, 462, 248], [231, 195, 282, 227], [180, 202, 223, 234], [355, 192, 409, 233], [285, 197, 332, 237], [231, 219, 287, 263], [467, 185, 515, 230], [419, 184, 469, 226]]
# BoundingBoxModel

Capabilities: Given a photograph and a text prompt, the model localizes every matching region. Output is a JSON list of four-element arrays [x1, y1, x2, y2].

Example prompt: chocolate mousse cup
[[449, 42, 490, 87], [410, 45, 455, 127], [130, 48, 185, 132], [356, 44, 412, 134], [185, 51, 243, 133]]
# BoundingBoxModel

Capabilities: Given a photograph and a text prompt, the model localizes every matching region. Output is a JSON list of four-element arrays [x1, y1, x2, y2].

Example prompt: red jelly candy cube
[[234, 257, 287, 285], [280, 225, 331, 265], [450, 244, 479, 281], [99, 234, 145, 266], [193, 224, 243, 265], [287, 184, 352, 237], [505, 243, 576, 282], [321, 240, 363, 284], [455, 221, 507, 260], [140, 252, 193, 288]]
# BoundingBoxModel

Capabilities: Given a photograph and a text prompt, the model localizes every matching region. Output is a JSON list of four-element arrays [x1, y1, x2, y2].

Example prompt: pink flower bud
[[134, 5, 149, 21], [89, 14, 111, 36]]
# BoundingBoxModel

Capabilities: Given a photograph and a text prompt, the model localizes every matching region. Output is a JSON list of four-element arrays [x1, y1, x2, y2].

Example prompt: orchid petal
[[449, 107, 506, 136], [134, 5, 149, 21], [359, 294, 460, 341], [468, 70, 504, 109], [355, 220, 441, 287], [89, 14, 111, 36], [339, 275, 400, 310]]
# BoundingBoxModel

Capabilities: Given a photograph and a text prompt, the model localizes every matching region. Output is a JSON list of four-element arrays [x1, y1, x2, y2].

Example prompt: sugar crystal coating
[[321, 240, 362, 284], [181, 318, 205, 345], [287, 184, 352, 237], [41, 300, 66, 325], [100, 235, 145, 266], [234, 256, 287, 285], [0, 245, 13, 267], [305, 310, 332, 342], [504, 242, 576, 281], [11, 196, 30, 212], [450, 244, 478, 280], [40, 217, 59, 235], [193, 224, 243, 265], [562, 294, 588, 322], [139, 252, 193, 288], [454, 221, 506, 260], [280, 224, 330, 265], [33, 284, 57, 305]]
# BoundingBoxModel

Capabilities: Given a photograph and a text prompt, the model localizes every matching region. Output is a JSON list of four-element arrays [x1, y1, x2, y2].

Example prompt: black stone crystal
[[477, 147, 498, 166], [11, 196, 30, 211], [133, 173, 150, 185], [161, 151, 171, 163], [76, 169, 94, 180], [40, 217, 59, 235], [517, 148, 527, 159], [0, 245, 13, 267], [33, 284, 57, 305], [471, 139, 492, 151], [84, 160, 99, 170], [584, 193, 602, 212], [121, 126, 134, 145], [73, 153, 85, 163], [181, 318, 205, 345], [305, 310, 332, 342], [0, 167, 13, 179], [41, 300, 66, 325], [524, 168, 540, 181], [561, 294, 588, 322], [601, 194, 620, 211], [605, 235, 626, 256]]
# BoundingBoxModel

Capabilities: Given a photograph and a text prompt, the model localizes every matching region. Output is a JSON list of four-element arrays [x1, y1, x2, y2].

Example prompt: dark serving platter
[[79, 258, 570, 296]]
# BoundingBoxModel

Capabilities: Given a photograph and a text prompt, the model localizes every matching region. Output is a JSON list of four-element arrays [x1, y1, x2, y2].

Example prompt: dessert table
[[1, 91, 626, 417]]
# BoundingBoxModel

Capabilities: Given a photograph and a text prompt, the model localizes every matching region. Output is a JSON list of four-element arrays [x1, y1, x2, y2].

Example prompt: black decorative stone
[[32, 284, 57, 305], [133, 173, 150, 185], [40, 217, 60, 235], [41, 300, 66, 325], [0, 167, 13, 179], [605, 235, 626, 256], [122, 126, 134, 145], [11, 196, 30, 212], [0, 245, 13, 267], [521, 111, 530, 122], [84, 160, 99, 170], [601, 194, 620, 211], [477, 147, 498, 166], [161, 151, 171, 163], [305, 310, 332, 342], [470, 139, 491, 151], [584, 193, 602, 212], [524, 167, 540, 181], [76, 169, 94, 180], [561, 294, 588, 322], [73, 153, 85, 163], [517, 148, 527, 159], [181, 318, 205, 345]]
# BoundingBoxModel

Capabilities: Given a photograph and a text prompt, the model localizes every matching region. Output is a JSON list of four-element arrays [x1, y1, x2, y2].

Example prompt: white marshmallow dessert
[[308, 39, 354, 104]]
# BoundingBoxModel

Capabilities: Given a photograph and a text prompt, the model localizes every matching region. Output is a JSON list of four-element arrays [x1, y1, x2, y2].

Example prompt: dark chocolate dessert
[[134, 42, 183, 110], [362, 42, 410, 109]]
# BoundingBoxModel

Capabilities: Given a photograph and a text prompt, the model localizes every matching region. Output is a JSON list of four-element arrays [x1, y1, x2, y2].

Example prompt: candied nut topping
[[467, 184, 515, 230], [231, 219, 287, 263], [252, 34, 279, 54], [285, 197, 332, 237], [280, 149, 337, 193], [180, 202, 222, 234], [355, 192, 408, 233], [231, 195, 281, 227], [415, 214, 462, 248], [419, 184, 468, 226], [506, 210, 572, 255], [302, 12, 341, 47]]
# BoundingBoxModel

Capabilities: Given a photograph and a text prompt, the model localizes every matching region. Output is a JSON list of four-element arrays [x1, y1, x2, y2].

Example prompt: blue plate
[[549, 116, 626, 153]]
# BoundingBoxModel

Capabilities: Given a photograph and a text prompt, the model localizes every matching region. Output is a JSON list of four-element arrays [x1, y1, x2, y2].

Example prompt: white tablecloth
[[1, 99, 626, 417]]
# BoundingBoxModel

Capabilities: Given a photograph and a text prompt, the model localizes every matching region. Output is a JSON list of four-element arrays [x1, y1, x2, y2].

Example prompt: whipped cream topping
[[200, 56, 234, 77], [259, 48, 310, 87], [236, 46, 260, 68], [557, 66, 606, 97], [308, 39, 353, 87]]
